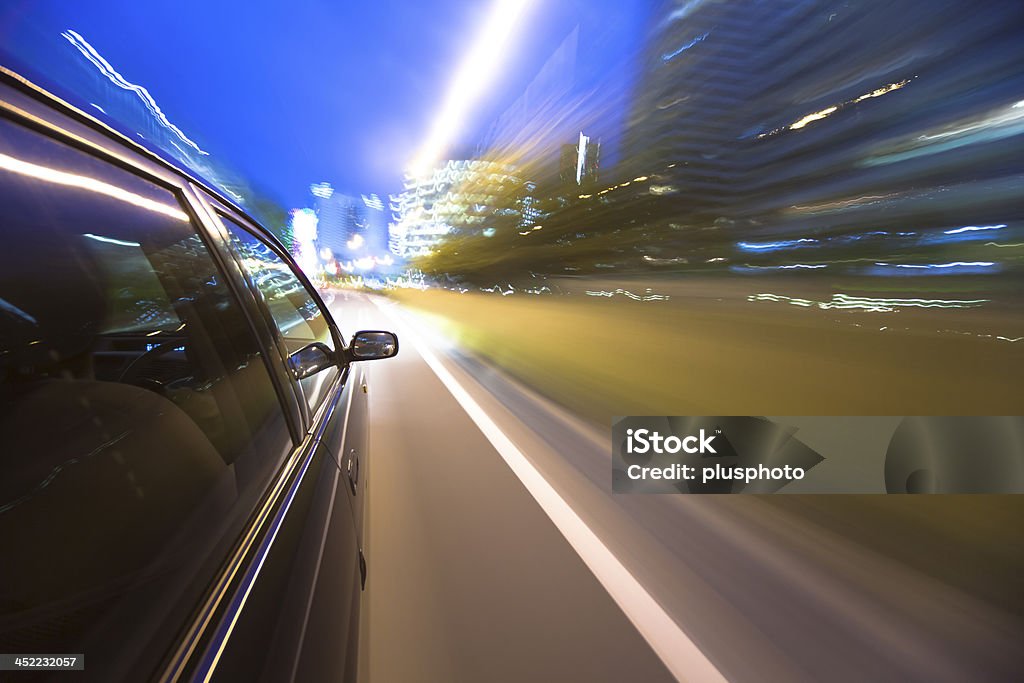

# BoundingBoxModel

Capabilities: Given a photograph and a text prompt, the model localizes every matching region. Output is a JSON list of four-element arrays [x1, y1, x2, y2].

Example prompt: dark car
[[0, 67, 396, 682]]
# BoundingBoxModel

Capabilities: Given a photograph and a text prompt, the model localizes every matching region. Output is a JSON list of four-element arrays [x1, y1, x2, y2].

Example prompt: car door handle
[[346, 449, 358, 494]]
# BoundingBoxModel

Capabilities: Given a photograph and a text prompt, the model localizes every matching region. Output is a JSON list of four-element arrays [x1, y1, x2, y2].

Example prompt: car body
[[0, 67, 396, 682]]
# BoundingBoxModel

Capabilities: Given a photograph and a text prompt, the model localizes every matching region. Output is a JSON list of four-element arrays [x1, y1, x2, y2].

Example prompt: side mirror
[[289, 342, 335, 380], [348, 330, 399, 361]]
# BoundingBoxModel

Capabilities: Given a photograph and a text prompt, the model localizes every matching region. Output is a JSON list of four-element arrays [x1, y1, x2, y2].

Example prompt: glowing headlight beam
[[408, 0, 535, 176]]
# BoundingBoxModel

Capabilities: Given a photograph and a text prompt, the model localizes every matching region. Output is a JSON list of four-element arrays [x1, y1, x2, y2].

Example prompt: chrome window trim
[[185, 185, 308, 436]]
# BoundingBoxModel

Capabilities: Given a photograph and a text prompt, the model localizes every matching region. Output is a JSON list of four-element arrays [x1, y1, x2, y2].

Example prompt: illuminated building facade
[[559, 132, 600, 189], [310, 182, 363, 262], [389, 160, 525, 259], [519, 181, 543, 228]]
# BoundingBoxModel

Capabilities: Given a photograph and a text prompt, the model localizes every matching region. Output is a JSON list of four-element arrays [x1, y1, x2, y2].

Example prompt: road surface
[[328, 290, 1023, 683]]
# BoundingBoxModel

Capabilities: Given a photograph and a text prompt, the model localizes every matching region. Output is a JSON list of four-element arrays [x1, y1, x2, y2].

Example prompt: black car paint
[[0, 67, 388, 683]]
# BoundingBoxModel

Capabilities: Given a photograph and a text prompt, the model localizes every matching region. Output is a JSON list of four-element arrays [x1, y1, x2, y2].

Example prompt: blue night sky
[[0, 0, 647, 210]]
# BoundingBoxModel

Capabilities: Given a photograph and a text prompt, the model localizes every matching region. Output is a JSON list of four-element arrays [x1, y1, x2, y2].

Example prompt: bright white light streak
[[748, 292, 988, 311], [943, 224, 1006, 235], [879, 261, 996, 269], [84, 233, 141, 247], [575, 131, 589, 185], [408, 0, 535, 175], [585, 289, 670, 301], [62, 29, 209, 156], [0, 152, 188, 221], [853, 79, 911, 103]]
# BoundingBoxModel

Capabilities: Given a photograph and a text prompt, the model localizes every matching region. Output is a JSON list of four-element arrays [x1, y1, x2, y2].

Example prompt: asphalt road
[[330, 290, 1024, 683], [335, 291, 677, 683]]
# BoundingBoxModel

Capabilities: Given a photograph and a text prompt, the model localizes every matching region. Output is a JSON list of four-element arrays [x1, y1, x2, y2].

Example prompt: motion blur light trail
[[60, 29, 209, 156], [0, 151, 188, 221], [944, 224, 1006, 235], [408, 0, 536, 175], [584, 288, 670, 301], [757, 78, 913, 136], [413, 0, 1024, 306], [863, 98, 1024, 166], [746, 292, 990, 312]]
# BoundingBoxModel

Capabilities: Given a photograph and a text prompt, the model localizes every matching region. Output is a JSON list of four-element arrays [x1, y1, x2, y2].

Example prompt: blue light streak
[[661, 31, 710, 62], [737, 238, 818, 251]]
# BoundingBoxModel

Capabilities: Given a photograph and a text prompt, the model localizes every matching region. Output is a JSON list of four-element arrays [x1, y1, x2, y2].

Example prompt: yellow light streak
[[789, 106, 838, 130]]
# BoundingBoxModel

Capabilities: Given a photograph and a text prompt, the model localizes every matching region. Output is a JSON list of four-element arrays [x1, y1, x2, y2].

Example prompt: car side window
[[0, 117, 292, 679], [220, 216, 339, 412]]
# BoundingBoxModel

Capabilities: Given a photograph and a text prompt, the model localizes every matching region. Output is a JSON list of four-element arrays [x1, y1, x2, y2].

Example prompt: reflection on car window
[[83, 235, 181, 333], [0, 118, 291, 680], [220, 216, 338, 411]]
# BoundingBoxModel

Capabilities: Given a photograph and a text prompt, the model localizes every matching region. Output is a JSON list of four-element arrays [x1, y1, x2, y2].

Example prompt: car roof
[[0, 65, 289, 254]]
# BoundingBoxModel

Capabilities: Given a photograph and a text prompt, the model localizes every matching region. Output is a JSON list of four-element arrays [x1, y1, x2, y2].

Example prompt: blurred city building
[[305, 183, 392, 274], [519, 181, 543, 229], [289, 208, 319, 277], [421, 0, 1024, 279], [389, 160, 526, 259], [310, 182, 361, 258], [361, 193, 389, 255], [619, 0, 1024, 249]]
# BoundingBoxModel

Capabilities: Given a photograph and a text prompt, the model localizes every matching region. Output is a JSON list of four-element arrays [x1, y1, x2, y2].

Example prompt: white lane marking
[[373, 298, 727, 683]]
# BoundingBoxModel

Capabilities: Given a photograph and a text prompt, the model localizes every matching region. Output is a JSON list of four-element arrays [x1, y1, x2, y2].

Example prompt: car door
[[195, 203, 367, 683]]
